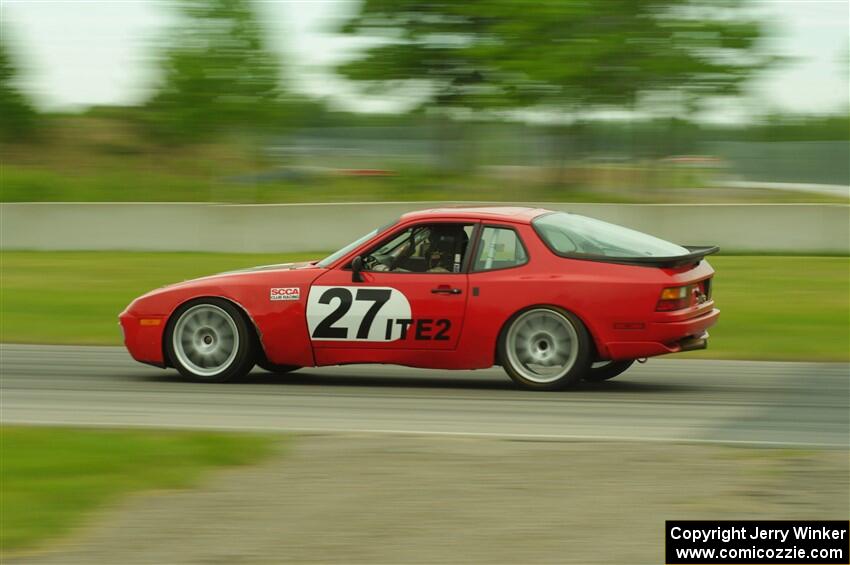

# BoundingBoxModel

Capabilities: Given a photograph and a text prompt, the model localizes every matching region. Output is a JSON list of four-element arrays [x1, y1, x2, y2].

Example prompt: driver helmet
[[425, 225, 468, 271]]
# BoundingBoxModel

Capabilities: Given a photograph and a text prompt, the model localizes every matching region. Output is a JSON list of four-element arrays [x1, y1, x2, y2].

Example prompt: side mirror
[[351, 256, 364, 282]]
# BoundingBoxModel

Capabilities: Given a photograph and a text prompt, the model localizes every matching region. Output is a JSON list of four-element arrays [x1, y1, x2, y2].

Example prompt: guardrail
[[1, 202, 847, 253]]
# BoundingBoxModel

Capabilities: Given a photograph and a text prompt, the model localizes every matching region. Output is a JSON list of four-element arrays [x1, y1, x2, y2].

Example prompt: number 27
[[312, 288, 391, 339]]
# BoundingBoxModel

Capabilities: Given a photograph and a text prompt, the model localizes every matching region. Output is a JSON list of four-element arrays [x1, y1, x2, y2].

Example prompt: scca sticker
[[270, 287, 301, 301]]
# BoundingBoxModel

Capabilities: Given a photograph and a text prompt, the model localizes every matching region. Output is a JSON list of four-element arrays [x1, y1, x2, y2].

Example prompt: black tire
[[497, 306, 592, 391], [257, 360, 301, 375], [583, 360, 635, 382], [165, 298, 255, 383]]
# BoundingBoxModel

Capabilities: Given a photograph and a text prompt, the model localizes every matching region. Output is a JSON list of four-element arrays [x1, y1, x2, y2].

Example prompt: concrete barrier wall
[[1, 202, 847, 253]]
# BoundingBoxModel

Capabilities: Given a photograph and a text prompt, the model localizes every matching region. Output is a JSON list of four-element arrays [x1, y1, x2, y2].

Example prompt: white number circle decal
[[307, 286, 412, 342]]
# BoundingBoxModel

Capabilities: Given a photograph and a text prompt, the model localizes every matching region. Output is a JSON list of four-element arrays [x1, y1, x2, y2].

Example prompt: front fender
[[120, 269, 324, 368]]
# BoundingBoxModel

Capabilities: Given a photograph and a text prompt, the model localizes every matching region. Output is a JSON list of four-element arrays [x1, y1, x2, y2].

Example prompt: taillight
[[656, 285, 694, 311]]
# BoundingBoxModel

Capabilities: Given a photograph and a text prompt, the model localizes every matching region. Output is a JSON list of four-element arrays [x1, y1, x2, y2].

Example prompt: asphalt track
[[1, 344, 847, 448]]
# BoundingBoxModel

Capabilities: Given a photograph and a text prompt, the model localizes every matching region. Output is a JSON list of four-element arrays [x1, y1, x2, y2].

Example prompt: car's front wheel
[[583, 360, 635, 382], [498, 307, 591, 390], [166, 298, 255, 383]]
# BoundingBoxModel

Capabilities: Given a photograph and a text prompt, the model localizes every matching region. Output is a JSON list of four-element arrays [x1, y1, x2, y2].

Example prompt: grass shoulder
[[0, 426, 279, 552]]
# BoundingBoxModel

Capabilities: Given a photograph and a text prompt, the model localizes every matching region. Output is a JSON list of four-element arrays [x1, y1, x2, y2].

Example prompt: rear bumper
[[605, 308, 719, 360]]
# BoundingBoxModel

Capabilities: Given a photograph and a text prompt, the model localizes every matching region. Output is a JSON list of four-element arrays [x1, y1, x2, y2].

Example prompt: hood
[[216, 260, 319, 275], [146, 260, 321, 294], [124, 258, 326, 317]]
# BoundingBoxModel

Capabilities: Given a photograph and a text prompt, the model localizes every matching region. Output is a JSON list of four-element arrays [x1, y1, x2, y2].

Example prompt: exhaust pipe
[[678, 332, 709, 352]]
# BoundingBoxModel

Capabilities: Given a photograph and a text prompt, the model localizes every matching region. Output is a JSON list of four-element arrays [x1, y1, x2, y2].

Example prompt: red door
[[306, 268, 469, 351]]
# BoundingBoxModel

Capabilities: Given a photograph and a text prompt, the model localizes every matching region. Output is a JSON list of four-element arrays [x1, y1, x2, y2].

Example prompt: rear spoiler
[[615, 245, 720, 268], [563, 245, 720, 268]]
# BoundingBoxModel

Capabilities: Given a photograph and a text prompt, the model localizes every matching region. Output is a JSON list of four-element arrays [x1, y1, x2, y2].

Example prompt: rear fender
[[494, 303, 608, 365]]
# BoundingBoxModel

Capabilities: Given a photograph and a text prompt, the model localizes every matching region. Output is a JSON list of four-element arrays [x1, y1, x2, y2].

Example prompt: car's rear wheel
[[498, 307, 591, 390], [166, 299, 255, 383], [583, 360, 635, 382]]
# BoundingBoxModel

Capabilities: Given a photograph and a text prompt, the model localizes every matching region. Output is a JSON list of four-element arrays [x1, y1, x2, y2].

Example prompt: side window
[[363, 223, 474, 274], [473, 227, 528, 271]]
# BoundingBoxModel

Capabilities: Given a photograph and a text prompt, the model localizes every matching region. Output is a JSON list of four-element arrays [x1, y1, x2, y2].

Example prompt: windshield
[[532, 212, 688, 258], [316, 220, 397, 268]]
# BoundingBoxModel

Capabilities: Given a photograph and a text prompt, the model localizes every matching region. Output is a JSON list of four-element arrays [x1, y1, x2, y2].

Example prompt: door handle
[[431, 286, 461, 295]]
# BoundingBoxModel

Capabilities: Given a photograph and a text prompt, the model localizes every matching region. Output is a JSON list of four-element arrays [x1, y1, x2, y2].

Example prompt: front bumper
[[119, 310, 167, 367]]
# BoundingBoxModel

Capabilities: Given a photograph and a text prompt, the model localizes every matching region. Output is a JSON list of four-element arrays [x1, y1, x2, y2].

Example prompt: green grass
[[1, 167, 213, 202], [0, 164, 644, 204], [0, 426, 277, 552], [681, 256, 849, 362], [1, 252, 847, 361], [4, 165, 847, 204], [3, 115, 847, 204], [0, 251, 319, 344]]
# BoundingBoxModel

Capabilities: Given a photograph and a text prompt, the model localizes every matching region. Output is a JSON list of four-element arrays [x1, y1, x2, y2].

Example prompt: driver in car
[[372, 225, 468, 273], [423, 226, 467, 273]]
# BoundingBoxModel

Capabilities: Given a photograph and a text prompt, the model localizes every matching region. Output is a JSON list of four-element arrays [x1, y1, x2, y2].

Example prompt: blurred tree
[[335, 1, 500, 170], [0, 32, 37, 141], [337, 1, 495, 111], [336, 0, 772, 172], [145, 0, 283, 143], [482, 0, 771, 114]]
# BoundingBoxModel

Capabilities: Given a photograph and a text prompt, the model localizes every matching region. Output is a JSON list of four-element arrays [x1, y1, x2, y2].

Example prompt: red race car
[[120, 207, 719, 390]]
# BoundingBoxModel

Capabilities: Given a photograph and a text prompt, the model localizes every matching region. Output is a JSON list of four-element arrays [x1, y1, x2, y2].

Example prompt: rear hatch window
[[532, 212, 716, 267]]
